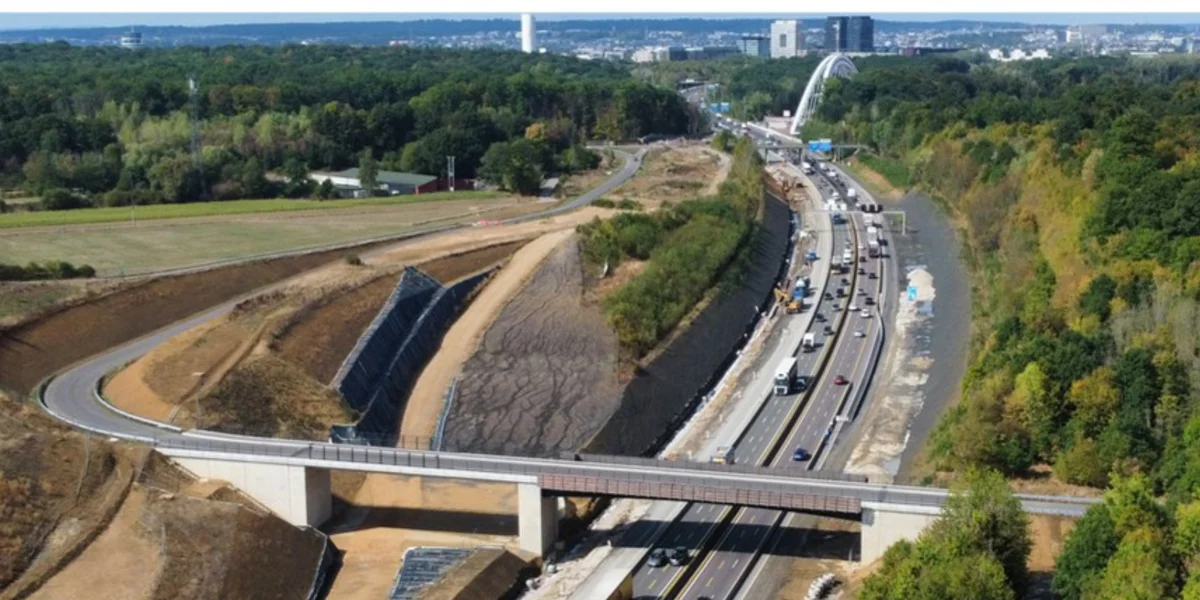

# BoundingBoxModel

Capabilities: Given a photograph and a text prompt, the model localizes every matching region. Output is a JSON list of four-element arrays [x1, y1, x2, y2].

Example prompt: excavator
[[774, 284, 803, 314]]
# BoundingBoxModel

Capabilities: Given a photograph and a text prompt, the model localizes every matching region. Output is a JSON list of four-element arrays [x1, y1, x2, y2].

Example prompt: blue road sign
[[807, 139, 833, 153], [908, 285, 918, 301], [719, 102, 730, 112]]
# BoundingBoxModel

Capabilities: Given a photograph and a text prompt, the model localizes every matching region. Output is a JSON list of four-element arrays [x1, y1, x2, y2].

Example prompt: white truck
[[802, 333, 816, 352], [775, 356, 799, 395], [801, 161, 814, 175], [847, 188, 858, 201]]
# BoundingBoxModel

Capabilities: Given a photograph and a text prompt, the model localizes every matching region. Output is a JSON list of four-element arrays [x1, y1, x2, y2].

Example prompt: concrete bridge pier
[[518, 483, 559, 559], [171, 455, 333, 527], [859, 502, 940, 563]]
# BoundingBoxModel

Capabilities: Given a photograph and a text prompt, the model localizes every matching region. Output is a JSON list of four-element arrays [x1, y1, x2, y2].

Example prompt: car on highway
[[861, 309, 872, 318], [824, 325, 834, 335], [854, 329, 865, 338], [858, 288, 867, 296], [841, 278, 850, 285], [814, 312, 825, 322], [824, 292, 833, 300], [865, 297, 875, 306], [869, 272, 877, 279], [647, 548, 667, 568], [859, 267, 866, 275], [832, 303, 841, 312], [848, 303, 859, 312], [793, 447, 811, 461], [834, 375, 848, 385], [669, 547, 689, 567], [796, 375, 811, 391]]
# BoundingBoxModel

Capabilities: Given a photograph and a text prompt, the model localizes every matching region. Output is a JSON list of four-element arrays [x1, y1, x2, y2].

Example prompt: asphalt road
[[631, 189, 848, 599], [40, 149, 644, 443], [623, 146, 892, 600]]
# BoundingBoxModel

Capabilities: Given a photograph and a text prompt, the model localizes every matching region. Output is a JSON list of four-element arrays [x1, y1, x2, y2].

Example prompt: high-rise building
[[847, 16, 874, 52], [119, 29, 143, 50], [738, 35, 770, 58], [824, 17, 847, 52], [826, 16, 873, 52], [520, 14, 536, 53], [770, 20, 804, 58]]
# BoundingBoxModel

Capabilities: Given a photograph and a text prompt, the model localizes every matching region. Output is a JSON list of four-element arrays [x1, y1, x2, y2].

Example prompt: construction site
[[1, 142, 779, 599]]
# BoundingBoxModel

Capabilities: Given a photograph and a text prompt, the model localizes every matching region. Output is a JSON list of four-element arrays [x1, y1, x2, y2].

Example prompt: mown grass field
[[0, 190, 505, 230], [0, 197, 538, 276]]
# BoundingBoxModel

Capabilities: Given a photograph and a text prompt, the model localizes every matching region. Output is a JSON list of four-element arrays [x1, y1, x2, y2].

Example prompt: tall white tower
[[521, 13, 536, 53]]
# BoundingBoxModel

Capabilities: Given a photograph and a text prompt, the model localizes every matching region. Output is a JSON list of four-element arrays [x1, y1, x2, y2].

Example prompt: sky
[[3, 13, 1200, 30]]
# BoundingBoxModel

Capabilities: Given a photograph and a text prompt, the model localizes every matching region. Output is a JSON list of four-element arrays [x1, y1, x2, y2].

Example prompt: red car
[[834, 375, 848, 385]]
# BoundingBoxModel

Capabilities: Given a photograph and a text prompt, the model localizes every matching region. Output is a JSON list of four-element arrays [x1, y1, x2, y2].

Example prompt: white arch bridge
[[789, 53, 859, 135]]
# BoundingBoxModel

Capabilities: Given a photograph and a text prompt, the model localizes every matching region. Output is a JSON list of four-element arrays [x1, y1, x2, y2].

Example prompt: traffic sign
[[807, 139, 832, 153]]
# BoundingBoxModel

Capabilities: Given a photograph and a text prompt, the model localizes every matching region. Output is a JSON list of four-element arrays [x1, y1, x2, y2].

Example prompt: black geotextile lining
[[336, 267, 441, 412], [582, 195, 794, 457], [332, 268, 494, 445]]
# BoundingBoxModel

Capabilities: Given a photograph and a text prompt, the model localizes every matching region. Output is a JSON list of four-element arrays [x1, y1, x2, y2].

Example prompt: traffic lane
[[631, 217, 848, 596], [677, 217, 873, 598]]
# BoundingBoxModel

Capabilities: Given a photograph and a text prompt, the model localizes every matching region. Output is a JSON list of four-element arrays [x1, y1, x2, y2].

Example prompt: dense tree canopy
[[0, 44, 696, 207]]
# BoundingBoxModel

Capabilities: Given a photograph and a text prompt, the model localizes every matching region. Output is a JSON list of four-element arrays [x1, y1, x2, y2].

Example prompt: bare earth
[[399, 229, 575, 443], [611, 144, 722, 209], [324, 475, 519, 600], [439, 233, 622, 457], [28, 489, 160, 600]]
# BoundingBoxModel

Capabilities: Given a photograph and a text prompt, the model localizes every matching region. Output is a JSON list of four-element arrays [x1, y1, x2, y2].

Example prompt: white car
[[848, 304, 859, 312], [854, 330, 866, 338], [861, 309, 871, 318]]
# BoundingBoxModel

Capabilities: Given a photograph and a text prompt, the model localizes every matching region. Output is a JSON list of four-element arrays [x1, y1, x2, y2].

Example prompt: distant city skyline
[[2, 12, 1199, 31]]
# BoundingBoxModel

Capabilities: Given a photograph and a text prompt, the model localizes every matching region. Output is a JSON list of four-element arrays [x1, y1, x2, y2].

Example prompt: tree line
[[0, 44, 698, 208]]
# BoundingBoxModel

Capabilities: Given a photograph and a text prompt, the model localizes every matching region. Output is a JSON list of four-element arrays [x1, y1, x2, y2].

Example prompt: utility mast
[[187, 73, 207, 199], [447, 156, 456, 192]]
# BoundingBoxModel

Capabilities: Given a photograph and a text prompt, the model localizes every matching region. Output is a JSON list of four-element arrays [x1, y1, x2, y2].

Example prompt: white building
[[119, 30, 143, 50], [631, 47, 657, 63], [770, 20, 804, 59], [988, 48, 1051, 62], [520, 14, 536, 53]]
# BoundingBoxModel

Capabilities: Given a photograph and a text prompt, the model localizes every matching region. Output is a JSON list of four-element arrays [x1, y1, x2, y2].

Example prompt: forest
[[0, 44, 697, 208], [787, 54, 1200, 598]]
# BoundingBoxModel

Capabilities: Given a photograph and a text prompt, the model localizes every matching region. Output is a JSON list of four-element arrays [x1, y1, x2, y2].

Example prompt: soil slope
[[440, 233, 621, 457]]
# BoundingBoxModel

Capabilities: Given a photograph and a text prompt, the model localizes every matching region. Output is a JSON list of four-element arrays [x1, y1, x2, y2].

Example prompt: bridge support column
[[518, 483, 558, 558], [859, 503, 940, 564], [171, 456, 332, 527]]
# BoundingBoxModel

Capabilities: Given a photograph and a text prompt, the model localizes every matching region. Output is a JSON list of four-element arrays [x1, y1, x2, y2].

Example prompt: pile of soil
[[441, 234, 621, 457], [0, 393, 132, 598], [196, 353, 356, 440]]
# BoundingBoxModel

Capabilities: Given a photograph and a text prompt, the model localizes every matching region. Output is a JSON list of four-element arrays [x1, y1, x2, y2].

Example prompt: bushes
[[580, 136, 763, 358], [0, 261, 96, 281]]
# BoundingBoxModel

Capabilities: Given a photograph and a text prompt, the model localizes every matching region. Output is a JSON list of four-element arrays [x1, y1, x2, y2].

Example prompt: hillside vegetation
[[788, 54, 1200, 598], [576, 137, 764, 357]]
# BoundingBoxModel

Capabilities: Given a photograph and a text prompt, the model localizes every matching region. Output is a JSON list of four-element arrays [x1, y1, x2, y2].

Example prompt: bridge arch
[[789, 53, 858, 135]]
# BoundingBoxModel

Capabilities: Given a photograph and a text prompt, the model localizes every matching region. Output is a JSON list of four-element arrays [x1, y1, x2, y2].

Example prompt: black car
[[647, 548, 667, 568], [824, 292, 833, 300], [865, 297, 875, 306], [841, 278, 850, 285], [669, 547, 689, 566], [793, 447, 811, 461], [824, 325, 834, 335], [815, 312, 825, 322], [796, 376, 811, 391], [869, 272, 878, 280]]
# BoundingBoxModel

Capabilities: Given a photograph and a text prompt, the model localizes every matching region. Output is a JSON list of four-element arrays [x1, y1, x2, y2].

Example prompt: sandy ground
[[398, 229, 575, 444], [28, 489, 160, 600], [324, 476, 519, 600], [611, 145, 723, 209]]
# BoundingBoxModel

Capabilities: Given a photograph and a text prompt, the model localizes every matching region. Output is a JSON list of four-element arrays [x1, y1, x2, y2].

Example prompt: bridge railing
[[149, 434, 1100, 514]]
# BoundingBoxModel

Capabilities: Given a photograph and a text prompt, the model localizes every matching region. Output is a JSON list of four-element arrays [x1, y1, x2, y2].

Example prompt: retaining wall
[[331, 266, 495, 445], [582, 194, 793, 456]]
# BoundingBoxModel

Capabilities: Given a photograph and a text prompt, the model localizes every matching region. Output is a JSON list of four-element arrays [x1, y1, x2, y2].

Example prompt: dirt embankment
[[0, 393, 328, 600], [611, 144, 722, 209], [274, 240, 528, 385], [0, 237, 405, 397], [440, 233, 621, 457]]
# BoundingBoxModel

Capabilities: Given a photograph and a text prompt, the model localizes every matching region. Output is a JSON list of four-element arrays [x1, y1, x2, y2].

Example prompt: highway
[[623, 142, 888, 599], [631, 174, 848, 599], [676, 174, 889, 600]]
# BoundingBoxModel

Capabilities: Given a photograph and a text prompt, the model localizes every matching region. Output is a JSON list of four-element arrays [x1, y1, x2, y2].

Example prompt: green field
[[856, 153, 912, 189], [0, 191, 505, 230], [0, 197, 537, 276]]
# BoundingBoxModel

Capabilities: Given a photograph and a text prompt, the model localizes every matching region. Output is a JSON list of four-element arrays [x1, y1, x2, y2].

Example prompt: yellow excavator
[[774, 285, 802, 314]]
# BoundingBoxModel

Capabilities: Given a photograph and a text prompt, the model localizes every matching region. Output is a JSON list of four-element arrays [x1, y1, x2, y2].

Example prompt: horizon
[[3, 13, 1200, 31]]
